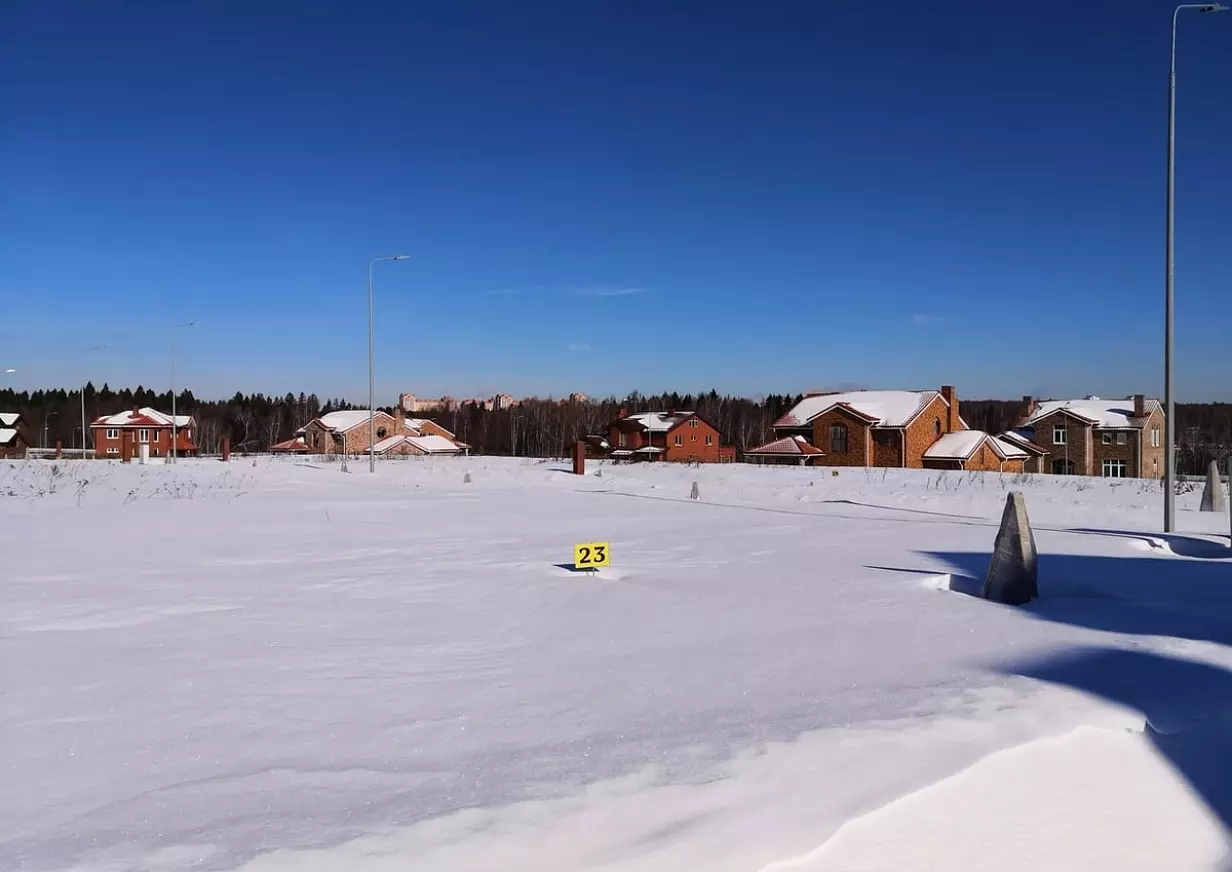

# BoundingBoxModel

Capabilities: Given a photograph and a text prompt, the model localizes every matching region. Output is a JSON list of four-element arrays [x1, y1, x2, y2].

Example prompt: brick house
[[1014, 395, 1165, 478], [605, 411, 730, 463], [300, 410, 405, 456], [0, 412, 32, 459], [91, 407, 196, 460]]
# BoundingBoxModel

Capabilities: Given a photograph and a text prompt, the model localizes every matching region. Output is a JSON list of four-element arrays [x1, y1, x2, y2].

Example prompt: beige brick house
[[301, 411, 405, 456], [1012, 395, 1165, 478], [751, 386, 1026, 471]]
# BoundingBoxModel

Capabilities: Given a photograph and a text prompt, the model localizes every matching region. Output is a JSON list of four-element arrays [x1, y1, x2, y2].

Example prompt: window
[[1117, 432, 1127, 445], [875, 431, 895, 447], [138, 429, 149, 443], [1101, 432, 1113, 445], [933, 418, 942, 438], [705, 434, 713, 446], [1102, 459, 1127, 478], [106, 428, 118, 440], [1152, 427, 1161, 447], [674, 434, 682, 446], [377, 426, 388, 439], [618, 432, 627, 448], [151, 448, 159, 457], [1052, 459, 1075, 475], [1153, 458, 1159, 476], [690, 433, 696, 443], [830, 423, 848, 453], [1053, 424, 1067, 445], [689, 418, 698, 428]]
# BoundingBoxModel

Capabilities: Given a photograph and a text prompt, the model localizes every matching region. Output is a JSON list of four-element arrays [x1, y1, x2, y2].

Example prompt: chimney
[[940, 385, 959, 432], [618, 407, 627, 419], [1134, 394, 1145, 418]]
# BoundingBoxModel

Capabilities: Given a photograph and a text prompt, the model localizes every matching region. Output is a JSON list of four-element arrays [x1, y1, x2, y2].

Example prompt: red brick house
[[756, 387, 968, 469], [604, 411, 730, 463], [0, 412, 32, 459], [1012, 394, 1165, 478], [91, 407, 197, 460]]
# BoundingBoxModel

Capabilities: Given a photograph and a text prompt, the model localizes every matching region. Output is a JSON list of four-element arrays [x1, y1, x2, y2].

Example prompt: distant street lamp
[[171, 321, 196, 464], [1164, 3, 1227, 532], [368, 254, 409, 472], [80, 345, 106, 461], [43, 410, 58, 449]]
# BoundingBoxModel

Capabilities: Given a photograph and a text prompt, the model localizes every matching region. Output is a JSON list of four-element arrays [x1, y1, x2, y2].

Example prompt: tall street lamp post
[[369, 255, 409, 472], [1164, 3, 1226, 532]]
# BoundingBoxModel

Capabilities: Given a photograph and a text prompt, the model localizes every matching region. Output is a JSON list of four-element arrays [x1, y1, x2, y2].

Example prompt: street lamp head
[[1200, 3, 1228, 11], [3, 368, 14, 374], [392, 255, 410, 261]]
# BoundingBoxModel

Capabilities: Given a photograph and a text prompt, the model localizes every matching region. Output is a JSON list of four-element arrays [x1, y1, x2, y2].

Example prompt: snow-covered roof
[[998, 429, 1048, 454], [370, 434, 410, 453], [747, 435, 825, 456], [93, 407, 192, 428], [621, 412, 696, 432], [0, 428, 17, 445], [407, 434, 461, 454], [924, 431, 988, 460], [0, 412, 19, 427], [633, 446, 665, 453], [405, 418, 455, 439], [990, 436, 1028, 459], [270, 436, 309, 451], [1026, 397, 1160, 429], [775, 391, 940, 429], [315, 410, 383, 433]]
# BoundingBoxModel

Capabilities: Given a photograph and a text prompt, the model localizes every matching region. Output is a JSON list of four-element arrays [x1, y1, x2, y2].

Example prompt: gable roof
[[0, 428, 18, 445], [408, 434, 462, 454], [1026, 397, 1161, 429], [0, 412, 21, 427], [618, 411, 698, 432], [92, 407, 193, 428], [925, 430, 1030, 461], [774, 391, 941, 429], [405, 418, 456, 439], [746, 435, 826, 457], [998, 429, 1049, 455], [311, 410, 394, 433], [270, 436, 309, 452], [924, 430, 989, 460]]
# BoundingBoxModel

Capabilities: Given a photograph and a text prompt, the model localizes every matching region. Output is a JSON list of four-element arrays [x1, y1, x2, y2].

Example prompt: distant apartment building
[[491, 393, 516, 411], [398, 393, 452, 413], [1010, 394, 1164, 478], [91, 407, 197, 460], [569, 392, 588, 404]]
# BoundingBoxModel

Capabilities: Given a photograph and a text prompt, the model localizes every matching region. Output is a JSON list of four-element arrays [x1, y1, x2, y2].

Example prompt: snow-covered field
[[3, 457, 1232, 871]]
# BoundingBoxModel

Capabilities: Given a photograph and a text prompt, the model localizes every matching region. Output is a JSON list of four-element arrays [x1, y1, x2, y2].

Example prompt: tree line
[[2, 385, 1230, 474]]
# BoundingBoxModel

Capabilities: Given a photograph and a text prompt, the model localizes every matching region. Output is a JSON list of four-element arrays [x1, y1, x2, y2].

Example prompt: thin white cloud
[[571, 286, 646, 298], [911, 313, 944, 328], [568, 343, 591, 352]]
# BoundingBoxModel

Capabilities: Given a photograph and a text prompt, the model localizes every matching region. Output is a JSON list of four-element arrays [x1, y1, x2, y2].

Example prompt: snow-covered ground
[[3, 457, 1231, 871]]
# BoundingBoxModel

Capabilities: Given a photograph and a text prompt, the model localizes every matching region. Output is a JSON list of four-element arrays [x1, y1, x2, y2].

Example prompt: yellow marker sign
[[574, 541, 611, 569]]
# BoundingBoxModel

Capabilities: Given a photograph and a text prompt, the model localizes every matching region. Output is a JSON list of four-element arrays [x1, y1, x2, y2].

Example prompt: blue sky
[[3, 1, 1230, 402]]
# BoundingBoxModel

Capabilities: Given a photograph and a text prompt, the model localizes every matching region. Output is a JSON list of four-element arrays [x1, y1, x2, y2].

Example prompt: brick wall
[[903, 394, 953, 469], [1140, 408, 1165, 479], [811, 408, 871, 466], [871, 429, 901, 467], [1092, 430, 1138, 478], [1032, 412, 1093, 475], [664, 417, 722, 462]]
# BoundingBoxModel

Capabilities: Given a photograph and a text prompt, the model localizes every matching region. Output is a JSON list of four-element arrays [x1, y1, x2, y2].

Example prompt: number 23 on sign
[[574, 541, 611, 569]]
